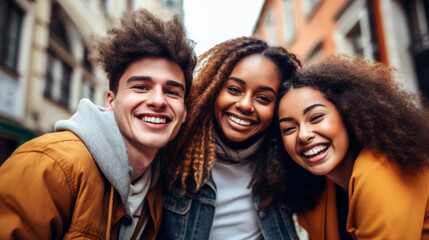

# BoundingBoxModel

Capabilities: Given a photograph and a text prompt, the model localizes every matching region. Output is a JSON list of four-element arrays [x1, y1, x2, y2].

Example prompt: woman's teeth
[[229, 115, 251, 126], [303, 145, 328, 157]]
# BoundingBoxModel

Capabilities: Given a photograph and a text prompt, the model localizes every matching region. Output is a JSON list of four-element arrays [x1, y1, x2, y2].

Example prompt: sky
[[183, 0, 265, 56]]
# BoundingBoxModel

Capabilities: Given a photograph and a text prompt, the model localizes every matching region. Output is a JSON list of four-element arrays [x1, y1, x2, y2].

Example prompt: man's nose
[[147, 86, 167, 110]]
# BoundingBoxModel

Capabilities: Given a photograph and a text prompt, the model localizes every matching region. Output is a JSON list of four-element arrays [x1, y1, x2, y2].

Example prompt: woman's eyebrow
[[279, 117, 294, 123], [304, 103, 326, 114]]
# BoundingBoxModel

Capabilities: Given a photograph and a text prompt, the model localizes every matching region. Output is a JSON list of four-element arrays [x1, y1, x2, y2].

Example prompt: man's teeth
[[143, 116, 166, 124], [303, 145, 327, 157], [229, 115, 251, 126]]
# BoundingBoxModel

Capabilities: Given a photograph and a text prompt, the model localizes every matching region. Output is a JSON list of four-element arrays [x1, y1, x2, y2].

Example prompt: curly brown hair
[[90, 9, 196, 97], [279, 54, 429, 213], [161, 37, 301, 204]]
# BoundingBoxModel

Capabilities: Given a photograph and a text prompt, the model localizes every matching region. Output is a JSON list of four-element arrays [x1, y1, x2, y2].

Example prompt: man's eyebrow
[[126, 75, 152, 83], [303, 103, 326, 114], [166, 80, 185, 91], [227, 77, 277, 95]]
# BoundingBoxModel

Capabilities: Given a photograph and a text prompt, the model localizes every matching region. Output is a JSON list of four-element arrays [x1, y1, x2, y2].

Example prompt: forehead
[[120, 57, 185, 86], [228, 54, 280, 88], [279, 87, 328, 114]]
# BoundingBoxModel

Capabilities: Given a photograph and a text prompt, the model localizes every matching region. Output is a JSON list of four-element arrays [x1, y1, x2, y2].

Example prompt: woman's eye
[[281, 126, 296, 134], [227, 86, 241, 95], [256, 95, 272, 104], [310, 114, 324, 122]]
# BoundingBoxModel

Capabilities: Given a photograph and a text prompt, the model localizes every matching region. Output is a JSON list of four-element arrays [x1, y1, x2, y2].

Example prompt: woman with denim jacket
[[158, 37, 301, 240]]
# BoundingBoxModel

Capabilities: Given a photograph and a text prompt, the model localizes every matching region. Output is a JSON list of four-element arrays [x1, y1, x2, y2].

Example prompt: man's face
[[106, 57, 187, 154]]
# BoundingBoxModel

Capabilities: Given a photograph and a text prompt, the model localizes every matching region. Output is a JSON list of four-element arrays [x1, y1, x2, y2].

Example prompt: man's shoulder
[[10, 131, 95, 172], [15, 131, 86, 155]]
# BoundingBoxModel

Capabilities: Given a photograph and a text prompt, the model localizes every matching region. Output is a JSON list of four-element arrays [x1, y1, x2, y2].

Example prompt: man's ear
[[106, 90, 115, 112], [181, 109, 187, 124]]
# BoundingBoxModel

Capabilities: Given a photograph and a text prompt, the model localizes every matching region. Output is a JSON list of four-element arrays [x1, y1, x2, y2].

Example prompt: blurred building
[[0, 0, 183, 165], [253, 0, 429, 101]]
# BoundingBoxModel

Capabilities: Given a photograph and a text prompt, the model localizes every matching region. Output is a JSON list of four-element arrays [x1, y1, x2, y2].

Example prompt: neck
[[125, 141, 158, 182], [326, 153, 355, 191]]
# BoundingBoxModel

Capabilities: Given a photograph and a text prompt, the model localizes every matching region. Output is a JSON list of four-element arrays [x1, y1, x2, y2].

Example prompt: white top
[[209, 161, 262, 240], [124, 167, 152, 240]]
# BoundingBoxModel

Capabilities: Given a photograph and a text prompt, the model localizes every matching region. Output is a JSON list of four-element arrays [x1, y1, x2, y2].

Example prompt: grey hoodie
[[54, 98, 141, 239]]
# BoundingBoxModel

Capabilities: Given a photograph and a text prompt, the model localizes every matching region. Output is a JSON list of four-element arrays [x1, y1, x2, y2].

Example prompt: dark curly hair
[[161, 37, 301, 205], [90, 9, 196, 98], [279, 54, 429, 213]]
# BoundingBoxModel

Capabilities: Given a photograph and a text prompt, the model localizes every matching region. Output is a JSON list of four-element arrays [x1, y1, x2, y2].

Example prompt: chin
[[307, 167, 330, 176]]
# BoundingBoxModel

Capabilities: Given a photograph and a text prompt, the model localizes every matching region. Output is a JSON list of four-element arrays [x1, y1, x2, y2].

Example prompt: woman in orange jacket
[[277, 55, 429, 239]]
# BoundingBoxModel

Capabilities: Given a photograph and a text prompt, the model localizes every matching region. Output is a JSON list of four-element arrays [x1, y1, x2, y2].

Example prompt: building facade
[[253, 0, 429, 101], [0, 0, 183, 164]]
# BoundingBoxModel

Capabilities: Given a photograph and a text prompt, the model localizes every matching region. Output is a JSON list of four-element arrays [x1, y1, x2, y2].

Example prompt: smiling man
[[0, 9, 196, 240]]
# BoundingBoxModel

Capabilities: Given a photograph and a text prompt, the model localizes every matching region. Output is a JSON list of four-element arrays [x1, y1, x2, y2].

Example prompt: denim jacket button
[[258, 211, 266, 218]]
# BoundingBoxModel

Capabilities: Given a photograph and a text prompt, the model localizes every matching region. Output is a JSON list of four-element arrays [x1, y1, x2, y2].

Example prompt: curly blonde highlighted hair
[[162, 37, 301, 197]]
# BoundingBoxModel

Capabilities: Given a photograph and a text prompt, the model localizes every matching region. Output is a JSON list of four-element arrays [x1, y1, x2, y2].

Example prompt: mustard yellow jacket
[[0, 131, 162, 239], [298, 149, 429, 240]]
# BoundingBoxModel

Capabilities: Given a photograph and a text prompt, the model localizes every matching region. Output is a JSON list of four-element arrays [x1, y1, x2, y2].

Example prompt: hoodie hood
[[54, 98, 133, 213]]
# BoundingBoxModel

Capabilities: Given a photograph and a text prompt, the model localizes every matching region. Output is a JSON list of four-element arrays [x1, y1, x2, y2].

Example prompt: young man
[[0, 9, 196, 239]]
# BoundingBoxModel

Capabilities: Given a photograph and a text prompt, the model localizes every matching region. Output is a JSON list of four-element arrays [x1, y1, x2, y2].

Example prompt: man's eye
[[166, 90, 180, 96], [133, 85, 149, 90]]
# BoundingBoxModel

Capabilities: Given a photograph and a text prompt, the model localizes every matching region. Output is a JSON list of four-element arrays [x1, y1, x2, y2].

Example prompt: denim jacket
[[158, 178, 299, 240]]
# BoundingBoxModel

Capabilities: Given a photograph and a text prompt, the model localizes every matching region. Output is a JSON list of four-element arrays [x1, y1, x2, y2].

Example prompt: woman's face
[[214, 54, 280, 143], [278, 87, 349, 176]]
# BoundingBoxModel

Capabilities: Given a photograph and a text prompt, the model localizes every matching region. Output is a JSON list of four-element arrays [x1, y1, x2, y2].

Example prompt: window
[[44, 51, 72, 108], [334, 0, 373, 59], [49, 4, 70, 51], [83, 48, 92, 73], [346, 23, 364, 57], [283, 0, 296, 46], [402, 0, 429, 103], [44, 3, 75, 109], [81, 78, 95, 101], [0, 0, 23, 73]]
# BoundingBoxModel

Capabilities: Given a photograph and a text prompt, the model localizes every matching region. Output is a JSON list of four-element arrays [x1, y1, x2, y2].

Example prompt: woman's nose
[[235, 94, 254, 113]]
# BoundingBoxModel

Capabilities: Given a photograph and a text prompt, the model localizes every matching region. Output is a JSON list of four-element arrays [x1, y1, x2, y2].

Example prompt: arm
[[347, 150, 429, 239], [0, 150, 73, 239]]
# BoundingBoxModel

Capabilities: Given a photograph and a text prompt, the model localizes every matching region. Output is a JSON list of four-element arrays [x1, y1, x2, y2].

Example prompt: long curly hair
[[162, 37, 301, 204], [279, 55, 429, 213], [90, 9, 196, 98]]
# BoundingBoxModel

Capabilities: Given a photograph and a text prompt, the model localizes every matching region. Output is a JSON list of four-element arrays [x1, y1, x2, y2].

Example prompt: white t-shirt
[[209, 161, 262, 240], [124, 167, 152, 240]]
